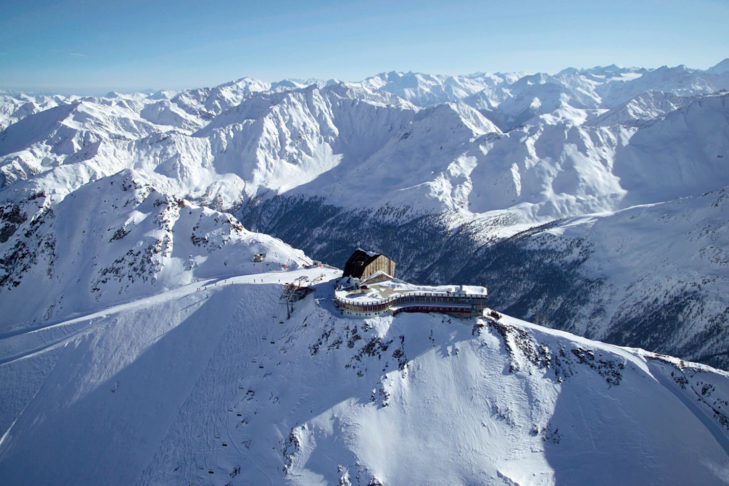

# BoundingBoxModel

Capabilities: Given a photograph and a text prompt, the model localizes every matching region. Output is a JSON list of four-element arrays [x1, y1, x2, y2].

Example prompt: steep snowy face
[[592, 90, 693, 127], [0, 97, 178, 192], [366, 64, 729, 111], [0, 271, 728, 485], [0, 92, 73, 131], [285, 101, 502, 213], [463, 90, 729, 217], [232, 85, 729, 224], [464, 122, 628, 219], [0, 170, 309, 328], [613, 93, 729, 206], [166, 77, 272, 121], [612, 64, 729, 101], [196, 84, 420, 199], [0, 83, 424, 208]]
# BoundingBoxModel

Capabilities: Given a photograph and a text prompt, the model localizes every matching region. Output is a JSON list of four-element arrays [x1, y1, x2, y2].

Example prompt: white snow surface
[[0, 268, 727, 485], [522, 185, 729, 355]]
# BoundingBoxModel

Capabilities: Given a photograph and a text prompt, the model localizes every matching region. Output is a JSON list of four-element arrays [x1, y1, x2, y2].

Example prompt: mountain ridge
[[1, 267, 728, 485]]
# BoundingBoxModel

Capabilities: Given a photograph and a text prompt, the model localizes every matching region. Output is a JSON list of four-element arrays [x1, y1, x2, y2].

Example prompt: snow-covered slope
[[1, 269, 728, 485], [0, 92, 73, 131], [357, 71, 517, 108], [613, 93, 729, 206], [0, 170, 309, 328], [2, 66, 728, 218], [591, 90, 692, 127], [361, 64, 729, 118]]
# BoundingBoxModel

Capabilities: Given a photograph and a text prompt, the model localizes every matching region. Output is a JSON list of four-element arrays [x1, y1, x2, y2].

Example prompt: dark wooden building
[[342, 249, 396, 280]]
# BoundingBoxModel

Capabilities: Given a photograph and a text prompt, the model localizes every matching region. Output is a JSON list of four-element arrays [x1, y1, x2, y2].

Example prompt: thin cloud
[[69, 52, 87, 58]]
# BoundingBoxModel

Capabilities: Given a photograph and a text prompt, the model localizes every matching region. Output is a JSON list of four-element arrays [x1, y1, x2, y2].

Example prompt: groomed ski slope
[[1, 268, 728, 485]]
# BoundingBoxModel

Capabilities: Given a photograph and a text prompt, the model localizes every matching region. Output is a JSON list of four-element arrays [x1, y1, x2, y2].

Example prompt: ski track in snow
[[0, 268, 339, 367]]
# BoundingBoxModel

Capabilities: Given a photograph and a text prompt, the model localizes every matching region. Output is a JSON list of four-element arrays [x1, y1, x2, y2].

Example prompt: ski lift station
[[335, 249, 488, 317]]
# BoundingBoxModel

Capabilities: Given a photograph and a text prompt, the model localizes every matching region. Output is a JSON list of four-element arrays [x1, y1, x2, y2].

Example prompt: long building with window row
[[335, 278, 488, 318]]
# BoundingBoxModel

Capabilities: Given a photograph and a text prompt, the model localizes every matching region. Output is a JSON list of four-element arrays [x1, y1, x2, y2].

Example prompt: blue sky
[[1, 0, 727, 94]]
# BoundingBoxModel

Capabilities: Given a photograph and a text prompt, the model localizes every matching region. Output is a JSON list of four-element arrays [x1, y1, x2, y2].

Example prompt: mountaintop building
[[342, 249, 396, 280], [335, 273, 488, 318]]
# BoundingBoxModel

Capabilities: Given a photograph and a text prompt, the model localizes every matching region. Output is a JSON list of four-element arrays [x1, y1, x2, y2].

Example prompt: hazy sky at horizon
[[1, 0, 727, 94]]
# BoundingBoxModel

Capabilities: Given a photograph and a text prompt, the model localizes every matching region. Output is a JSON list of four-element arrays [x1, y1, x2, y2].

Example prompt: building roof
[[360, 270, 393, 285]]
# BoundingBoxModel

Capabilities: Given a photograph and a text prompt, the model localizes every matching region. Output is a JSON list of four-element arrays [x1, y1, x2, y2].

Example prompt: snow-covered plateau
[[1, 60, 729, 483]]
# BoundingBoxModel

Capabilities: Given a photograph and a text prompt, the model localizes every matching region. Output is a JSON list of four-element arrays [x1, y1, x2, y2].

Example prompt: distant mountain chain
[[1, 60, 729, 369], [1, 60, 729, 485]]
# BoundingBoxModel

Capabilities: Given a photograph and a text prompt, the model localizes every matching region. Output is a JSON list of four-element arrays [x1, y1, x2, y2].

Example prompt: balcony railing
[[335, 289, 488, 316]]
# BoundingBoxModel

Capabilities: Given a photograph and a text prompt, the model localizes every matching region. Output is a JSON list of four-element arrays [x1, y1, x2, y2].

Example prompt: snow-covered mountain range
[[1, 60, 728, 369], [1, 60, 729, 483]]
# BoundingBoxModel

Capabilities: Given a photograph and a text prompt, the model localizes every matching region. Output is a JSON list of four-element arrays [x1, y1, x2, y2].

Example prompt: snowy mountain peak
[[215, 76, 270, 93], [0, 169, 310, 326]]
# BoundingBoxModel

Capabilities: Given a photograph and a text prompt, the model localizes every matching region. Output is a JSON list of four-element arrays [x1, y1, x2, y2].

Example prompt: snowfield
[[1, 268, 728, 485]]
